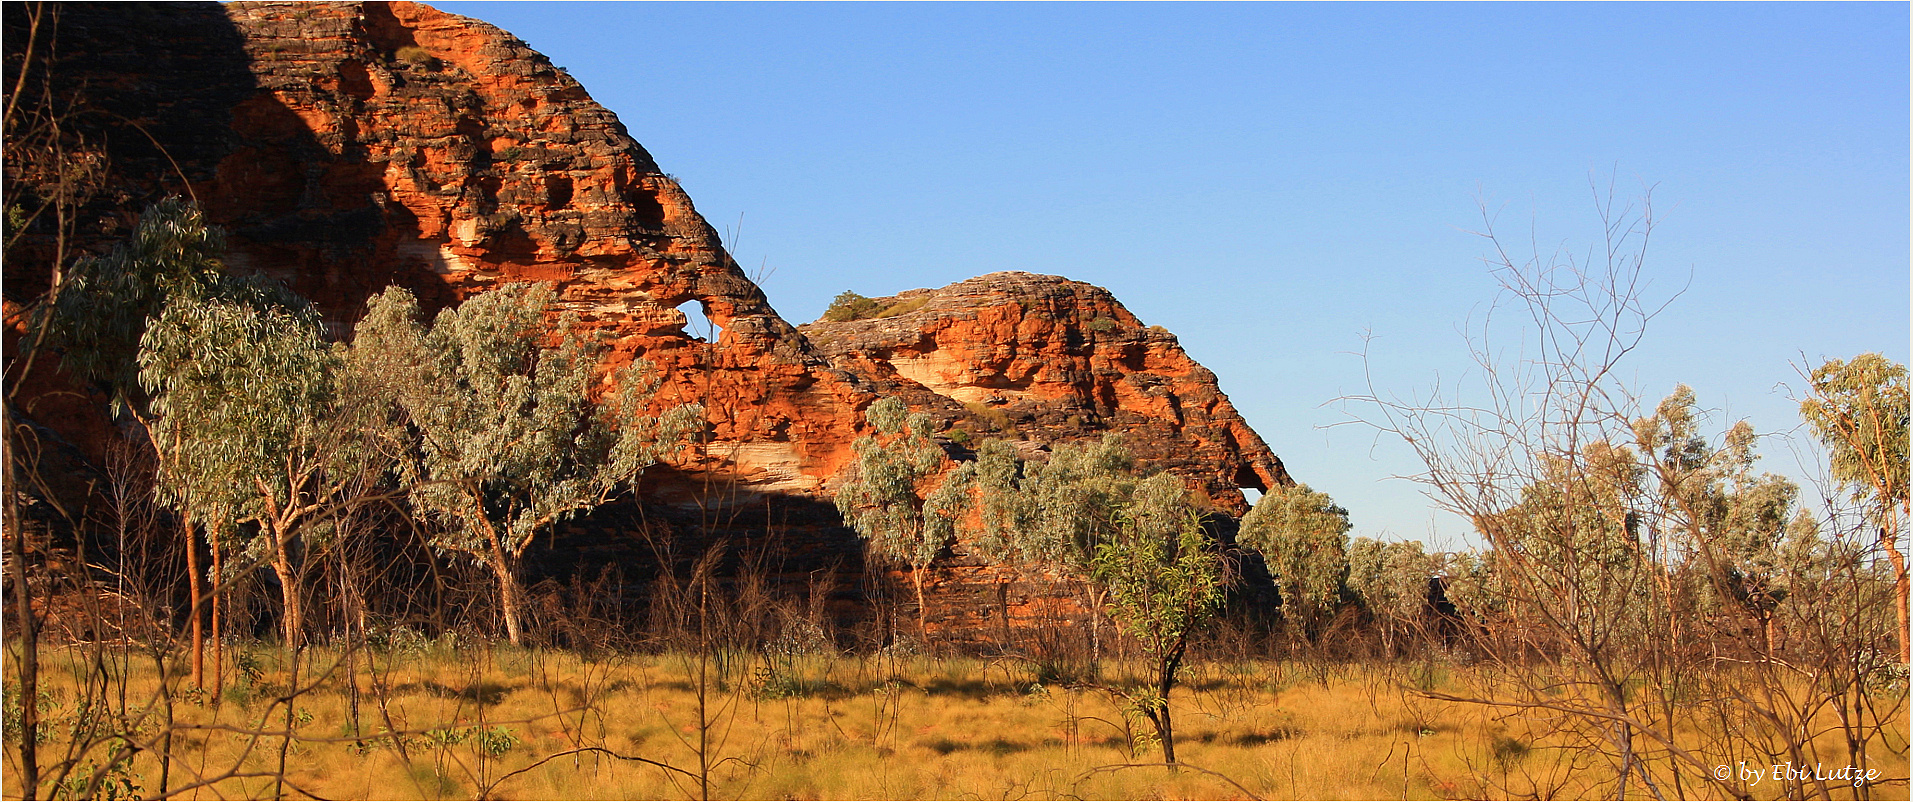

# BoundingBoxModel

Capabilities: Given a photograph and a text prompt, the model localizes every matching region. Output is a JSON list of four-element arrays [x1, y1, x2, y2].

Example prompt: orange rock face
[[0, 0, 875, 494], [208, 1, 883, 493], [5, 2, 1290, 635], [801, 273, 1290, 514]]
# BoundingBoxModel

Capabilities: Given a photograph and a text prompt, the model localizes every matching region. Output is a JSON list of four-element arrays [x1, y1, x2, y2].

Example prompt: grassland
[[5, 642, 1906, 800]]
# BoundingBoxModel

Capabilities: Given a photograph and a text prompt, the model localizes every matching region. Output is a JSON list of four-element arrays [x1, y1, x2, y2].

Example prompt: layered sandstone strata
[[801, 272, 1288, 513], [4, 1, 1290, 637]]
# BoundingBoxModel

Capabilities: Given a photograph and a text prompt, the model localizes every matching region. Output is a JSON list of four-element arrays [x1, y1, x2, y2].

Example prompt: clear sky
[[438, 1, 1908, 547]]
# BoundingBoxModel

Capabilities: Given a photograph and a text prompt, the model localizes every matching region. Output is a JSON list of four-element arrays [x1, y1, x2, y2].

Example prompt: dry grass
[[961, 402, 1015, 434], [876, 297, 929, 318], [4, 643, 1905, 800]]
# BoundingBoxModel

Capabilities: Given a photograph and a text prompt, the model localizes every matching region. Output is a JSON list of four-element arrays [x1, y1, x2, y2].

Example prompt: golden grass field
[[5, 642, 1906, 800]]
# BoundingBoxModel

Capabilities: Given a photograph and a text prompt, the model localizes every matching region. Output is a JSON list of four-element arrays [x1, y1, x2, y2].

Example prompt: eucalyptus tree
[[927, 433, 1143, 570], [919, 431, 1229, 763], [1440, 547, 1511, 625], [834, 396, 950, 635], [1481, 441, 1659, 662], [926, 434, 1158, 659], [1346, 537, 1434, 656], [41, 197, 229, 682], [1003, 434, 1139, 566], [1798, 353, 1909, 660], [919, 437, 1019, 561], [927, 433, 1223, 753], [44, 197, 226, 408], [1088, 472, 1224, 766], [1236, 483, 1350, 644], [137, 278, 393, 648], [1635, 388, 1808, 652], [353, 284, 702, 647]]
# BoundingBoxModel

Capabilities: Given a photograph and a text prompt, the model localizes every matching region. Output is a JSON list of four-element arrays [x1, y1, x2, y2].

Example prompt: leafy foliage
[[1236, 483, 1350, 639], [139, 292, 338, 534], [1092, 482, 1226, 668], [47, 197, 228, 410], [1800, 353, 1909, 518], [1634, 387, 1806, 627], [835, 397, 950, 572], [927, 432, 1214, 583], [938, 435, 1141, 570], [1346, 537, 1433, 651], [821, 291, 883, 322], [354, 283, 702, 644]]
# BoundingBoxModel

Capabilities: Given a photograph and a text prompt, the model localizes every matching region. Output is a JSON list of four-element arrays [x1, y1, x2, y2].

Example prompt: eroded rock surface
[[5, 1, 1291, 639], [6, 0, 879, 494], [213, 0, 879, 492], [802, 272, 1289, 514]]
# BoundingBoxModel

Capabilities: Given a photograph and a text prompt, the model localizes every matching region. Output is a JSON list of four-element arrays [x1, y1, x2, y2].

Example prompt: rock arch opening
[[678, 299, 721, 341]]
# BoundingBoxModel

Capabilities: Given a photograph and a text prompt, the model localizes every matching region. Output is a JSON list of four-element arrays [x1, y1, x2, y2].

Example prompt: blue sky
[[439, 1, 1908, 546]]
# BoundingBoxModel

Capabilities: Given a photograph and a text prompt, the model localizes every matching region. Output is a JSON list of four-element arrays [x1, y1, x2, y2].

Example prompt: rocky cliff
[[5, 1, 1290, 637], [801, 272, 1288, 514], [7, 0, 880, 496]]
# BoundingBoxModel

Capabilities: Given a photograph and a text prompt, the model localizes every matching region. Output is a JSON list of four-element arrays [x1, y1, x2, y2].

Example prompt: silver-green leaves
[[1237, 483, 1350, 640], [353, 283, 701, 645]]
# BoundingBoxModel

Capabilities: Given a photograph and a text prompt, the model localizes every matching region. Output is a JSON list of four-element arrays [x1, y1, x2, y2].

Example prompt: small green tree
[[46, 197, 229, 680], [932, 434, 1147, 659], [1089, 473, 1224, 766], [355, 283, 702, 647], [1346, 537, 1433, 655], [821, 290, 883, 322], [138, 282, 388, 648], [1237, 483, 1350, 645], [1798, 353, 1909, 660], [924, 434, 1225, 761], [834, 396, 950, 635]]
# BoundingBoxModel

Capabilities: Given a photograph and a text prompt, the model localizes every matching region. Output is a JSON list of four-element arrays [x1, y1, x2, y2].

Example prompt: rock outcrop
[[801, 272, 1288, 514], [4, 1, 1290, 638], [7, 0, 880, 496], [215, 0, 890, 496]]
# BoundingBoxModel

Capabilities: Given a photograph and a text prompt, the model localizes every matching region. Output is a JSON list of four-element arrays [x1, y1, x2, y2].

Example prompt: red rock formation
[[4, 0, 880, 495], [4, 1, 1290, 638], [211, 1, 890, 493], [801, 272, 1289, 514]]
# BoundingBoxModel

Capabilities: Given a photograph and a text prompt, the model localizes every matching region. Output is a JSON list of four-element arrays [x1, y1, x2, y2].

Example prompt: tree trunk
[[912, 566, 928, 639], [271, 552, 303, 649], [6, 404, 41, 799], [1157, 705, 1176, 766], [489, 550, 525, 647], [1880, 526, 1910, 663], [185, 513, 203, 687], [1087, 583, 1106, 667], [211, 540, 225, 701], [997, 580, 1012, 647], [1157, 655, 1180, 767]]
